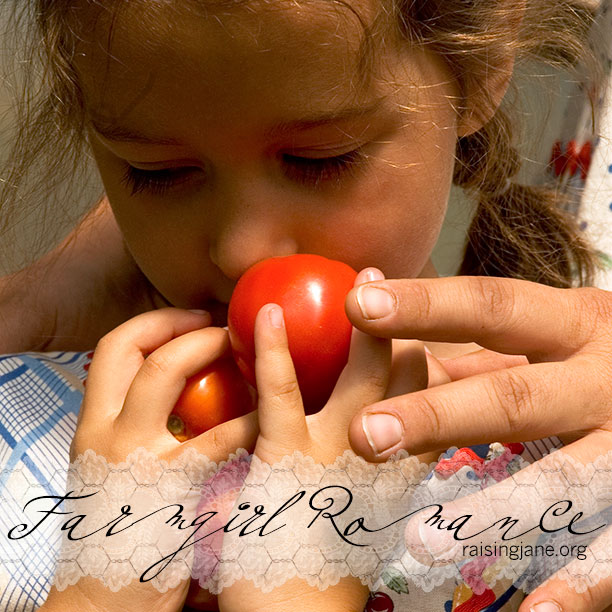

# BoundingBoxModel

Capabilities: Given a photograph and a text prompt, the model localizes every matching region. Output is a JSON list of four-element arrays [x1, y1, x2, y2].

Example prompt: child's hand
[[219, 268, 392, 612], [71, 308, 257, 463], [253, 268, 392, 465], [41, 308, 258, 612]]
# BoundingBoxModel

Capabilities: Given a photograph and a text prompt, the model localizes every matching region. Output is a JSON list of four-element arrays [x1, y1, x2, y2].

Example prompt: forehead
[[73, 0, 396, 133]]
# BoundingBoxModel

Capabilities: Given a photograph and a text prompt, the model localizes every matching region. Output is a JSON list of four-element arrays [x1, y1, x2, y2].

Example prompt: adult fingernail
[[405, 512, 464, 563], [357, 285, 394, 320], [354, 268, 385, 287], [366, 268, 385, 282], [362, 413, 403, 455], [189, 309, 209, 315], [420, 520, 464, 559], [530, 602, 562, 612]]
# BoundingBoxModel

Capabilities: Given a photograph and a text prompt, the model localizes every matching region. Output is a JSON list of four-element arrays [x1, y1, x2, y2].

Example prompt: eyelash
[[121, 149, 367, 196], [121, 166, 199, 197], [280, 149, 367, 187]]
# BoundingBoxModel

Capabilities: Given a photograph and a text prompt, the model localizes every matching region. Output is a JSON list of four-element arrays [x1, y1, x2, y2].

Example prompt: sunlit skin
[[29, 3, 612, 611], [68, 8, 464, 607], [75, 2, 463, 319]]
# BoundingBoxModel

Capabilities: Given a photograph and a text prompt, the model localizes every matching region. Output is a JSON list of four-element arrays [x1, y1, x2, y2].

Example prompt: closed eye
[[120, 149, 368, 196], [280, 149, 368, 187], [121, 166, 202, 196]]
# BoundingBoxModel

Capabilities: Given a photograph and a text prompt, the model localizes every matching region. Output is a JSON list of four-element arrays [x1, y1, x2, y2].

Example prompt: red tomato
[[168, 357, 255, 442], [227, 254, 357, 413]]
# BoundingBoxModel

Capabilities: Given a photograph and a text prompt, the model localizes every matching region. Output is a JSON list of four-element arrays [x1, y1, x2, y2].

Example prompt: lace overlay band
[[6, 445, 612, 595]]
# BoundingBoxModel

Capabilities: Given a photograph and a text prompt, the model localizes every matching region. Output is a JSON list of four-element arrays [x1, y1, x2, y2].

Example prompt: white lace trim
[[8, 445, 612, 594]]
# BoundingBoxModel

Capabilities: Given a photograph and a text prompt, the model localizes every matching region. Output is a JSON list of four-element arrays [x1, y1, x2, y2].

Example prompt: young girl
[[2, 0, 612, 610]]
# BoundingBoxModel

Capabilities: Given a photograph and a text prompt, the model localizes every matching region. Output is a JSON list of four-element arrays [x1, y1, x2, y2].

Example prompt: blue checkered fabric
[[0, 352, 90, 611]]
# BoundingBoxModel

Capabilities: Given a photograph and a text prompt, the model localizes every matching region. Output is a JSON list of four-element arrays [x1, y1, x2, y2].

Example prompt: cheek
[[361, 124, 455, 275], [112, 201, 218, 305], [92, 155, 222, 305], [325, 203, 445, 278], [312, 144, 453, 277]]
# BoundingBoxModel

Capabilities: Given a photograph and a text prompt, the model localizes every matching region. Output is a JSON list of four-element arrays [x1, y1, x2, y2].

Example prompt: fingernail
[[418, 520, 461, 559], [355, 267, 385, 285], [189, 309, 209, 315], [530, 602, 562, 612], [362, 413, 403, 455], [267, 304, 284, 329], [365, 268, 384, 282], [357, 285, 395, 320]]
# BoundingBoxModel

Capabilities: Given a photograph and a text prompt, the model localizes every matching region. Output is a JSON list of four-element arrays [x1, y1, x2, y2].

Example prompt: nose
[[208, 181, 299, 280]]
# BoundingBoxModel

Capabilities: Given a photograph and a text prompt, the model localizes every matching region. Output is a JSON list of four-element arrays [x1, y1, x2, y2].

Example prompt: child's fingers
[[320, 267, 392, 430], [81, 308, 211, 428], [321, 326, 391, 430], [114, 326, 231, 439], [424, 349, 453, 388], [181, 410, 260, 463], [386, 339, 430, 396], [253, 304, 309, 456]]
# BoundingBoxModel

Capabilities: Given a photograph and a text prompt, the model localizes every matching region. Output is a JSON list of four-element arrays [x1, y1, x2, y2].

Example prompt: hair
[[0, 0, 601, 286]]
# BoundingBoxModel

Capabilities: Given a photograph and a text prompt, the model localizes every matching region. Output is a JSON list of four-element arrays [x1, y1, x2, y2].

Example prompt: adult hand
[[345, 276, 612, 460], [345, 275, 612, 610]]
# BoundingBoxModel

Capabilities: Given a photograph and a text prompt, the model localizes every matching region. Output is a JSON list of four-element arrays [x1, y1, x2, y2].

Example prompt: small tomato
[[168, 357, 254, 441]]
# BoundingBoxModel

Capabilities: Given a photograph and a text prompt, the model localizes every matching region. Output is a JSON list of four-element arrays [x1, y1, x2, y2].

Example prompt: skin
[[77, 3, 460, 311], [41, 271, 393, 612], [62, 7, 453, 609], [27, 0, 612, 610], [345, 278, 612, 612]]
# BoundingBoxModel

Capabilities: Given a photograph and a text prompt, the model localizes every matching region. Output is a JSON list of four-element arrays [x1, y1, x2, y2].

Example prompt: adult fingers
[[436, 348, 528, 381], [115, 325, 231, 435], [80, 308, 211, 429], [345, 277, 612, 361], [403, 432, 612, 568], [520, 532, 612, 612], [349, 355, 609, 460], [521, 573, 612, 612], [253, 303, 309, 460]]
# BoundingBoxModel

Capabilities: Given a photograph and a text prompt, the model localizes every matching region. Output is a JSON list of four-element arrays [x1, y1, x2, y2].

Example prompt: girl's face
[[78, 2, 461, 316]]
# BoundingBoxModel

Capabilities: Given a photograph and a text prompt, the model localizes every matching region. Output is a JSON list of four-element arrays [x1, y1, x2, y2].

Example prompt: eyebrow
[[88, 98, 387, 146], [89, 118, 182, 146], [264, 97, 387, 139]]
